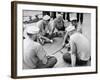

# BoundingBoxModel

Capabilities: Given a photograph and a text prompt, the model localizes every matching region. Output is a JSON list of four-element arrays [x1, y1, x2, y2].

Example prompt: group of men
[[23, 13, 90, 69]]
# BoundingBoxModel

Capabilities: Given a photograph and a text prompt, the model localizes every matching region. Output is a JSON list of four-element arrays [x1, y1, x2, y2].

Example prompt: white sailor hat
[[70, 17, 77, 21], [26, 26, 39, 34], [43, 15, 50, 20], [65, 25, 75, 32]]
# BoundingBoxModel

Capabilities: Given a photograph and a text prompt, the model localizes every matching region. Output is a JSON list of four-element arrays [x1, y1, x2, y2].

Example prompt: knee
[[63, 53, 68, 61], [63, 53, 71, 63], [49, 56, 57, 64], [47, 56, 57, 68], [53, 57, 57, 64]]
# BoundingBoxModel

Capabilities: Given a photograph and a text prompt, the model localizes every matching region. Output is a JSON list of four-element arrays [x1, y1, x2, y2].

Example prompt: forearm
[[71, 53, 76, 67], [63, 32, 68, 45], [51, 26, 55, 34], [51, 22, 56, 34]]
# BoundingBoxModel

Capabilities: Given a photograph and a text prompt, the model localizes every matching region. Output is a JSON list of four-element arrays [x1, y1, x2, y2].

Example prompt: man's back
[[23, 38, 40, 69], [70, 32, 90, 61], [23, 38, 47, 69]]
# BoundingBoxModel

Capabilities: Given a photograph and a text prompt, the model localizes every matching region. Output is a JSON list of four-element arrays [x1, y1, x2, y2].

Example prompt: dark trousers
[[63, 53, 88, 66], [44, 33, 53, 39], [57, 26, 65, 31], [44, 32, 63, 39], [36, 56, 57, 68]]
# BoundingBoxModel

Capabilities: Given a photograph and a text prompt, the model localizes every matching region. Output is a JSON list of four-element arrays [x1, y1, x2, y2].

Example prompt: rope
[[52, 47, 64, 55]]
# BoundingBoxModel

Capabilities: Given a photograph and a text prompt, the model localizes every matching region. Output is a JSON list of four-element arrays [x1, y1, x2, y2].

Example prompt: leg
[[46, 56, 57, 68], [41, 36, 53, 43], [36, 56, 57, 68], [76, 58, 88, 66], [38, 34, 53, 45], [63, 53, 71, 64], [63, 53, 89, 66]]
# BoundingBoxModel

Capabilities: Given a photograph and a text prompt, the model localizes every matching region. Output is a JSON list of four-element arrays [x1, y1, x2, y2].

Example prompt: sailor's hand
[[46, 56, 52, 59]]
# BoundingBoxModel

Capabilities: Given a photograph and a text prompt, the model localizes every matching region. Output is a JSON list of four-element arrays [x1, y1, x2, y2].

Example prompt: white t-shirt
[[23, 37, 47, 69], [70, 32, 90, 61]]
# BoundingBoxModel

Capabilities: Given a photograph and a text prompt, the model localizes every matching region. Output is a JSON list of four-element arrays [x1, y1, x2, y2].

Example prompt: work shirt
[[70, 32, 90, 61], [23, 37, 48, 69]]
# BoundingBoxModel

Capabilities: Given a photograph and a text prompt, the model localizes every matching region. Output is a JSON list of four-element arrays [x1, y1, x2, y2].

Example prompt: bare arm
[[71, 52, 76, 67], [70, 40, 76, 67], [62, 32, 69, 47], [51, 20, 57, 34], [51, 26, 55, 34]]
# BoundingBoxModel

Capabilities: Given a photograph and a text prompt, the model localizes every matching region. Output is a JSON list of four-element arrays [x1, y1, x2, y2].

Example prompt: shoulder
[[29, 41, 42, 51], [70, 32, 80, 42], [33, 42, 44, 50], [70, 32, 77, 38], [71, 32, 80, 37], [36, 20, 43, 26], [37, 19, 43, 23], [24, 38, 41, 48], [33, 41, 41, 47], [54, 18, 57, 23], [24, 38, 31, 43]]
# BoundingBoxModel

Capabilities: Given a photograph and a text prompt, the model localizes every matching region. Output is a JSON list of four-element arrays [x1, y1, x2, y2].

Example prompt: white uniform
[[70, 32, 90, 61], [23, 37, 47, 69]]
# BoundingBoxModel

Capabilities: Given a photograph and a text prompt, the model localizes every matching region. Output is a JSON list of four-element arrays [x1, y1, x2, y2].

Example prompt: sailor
[[62, 25, 90, 67], [62, 16, 82, 47], [51, 14, 65, 37], [36, 15, 53, 45], [23, 26, 57, 69]]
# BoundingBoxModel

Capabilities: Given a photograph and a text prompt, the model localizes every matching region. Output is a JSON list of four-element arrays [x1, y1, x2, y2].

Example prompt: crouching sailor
[[23, 26, 57, 69]]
